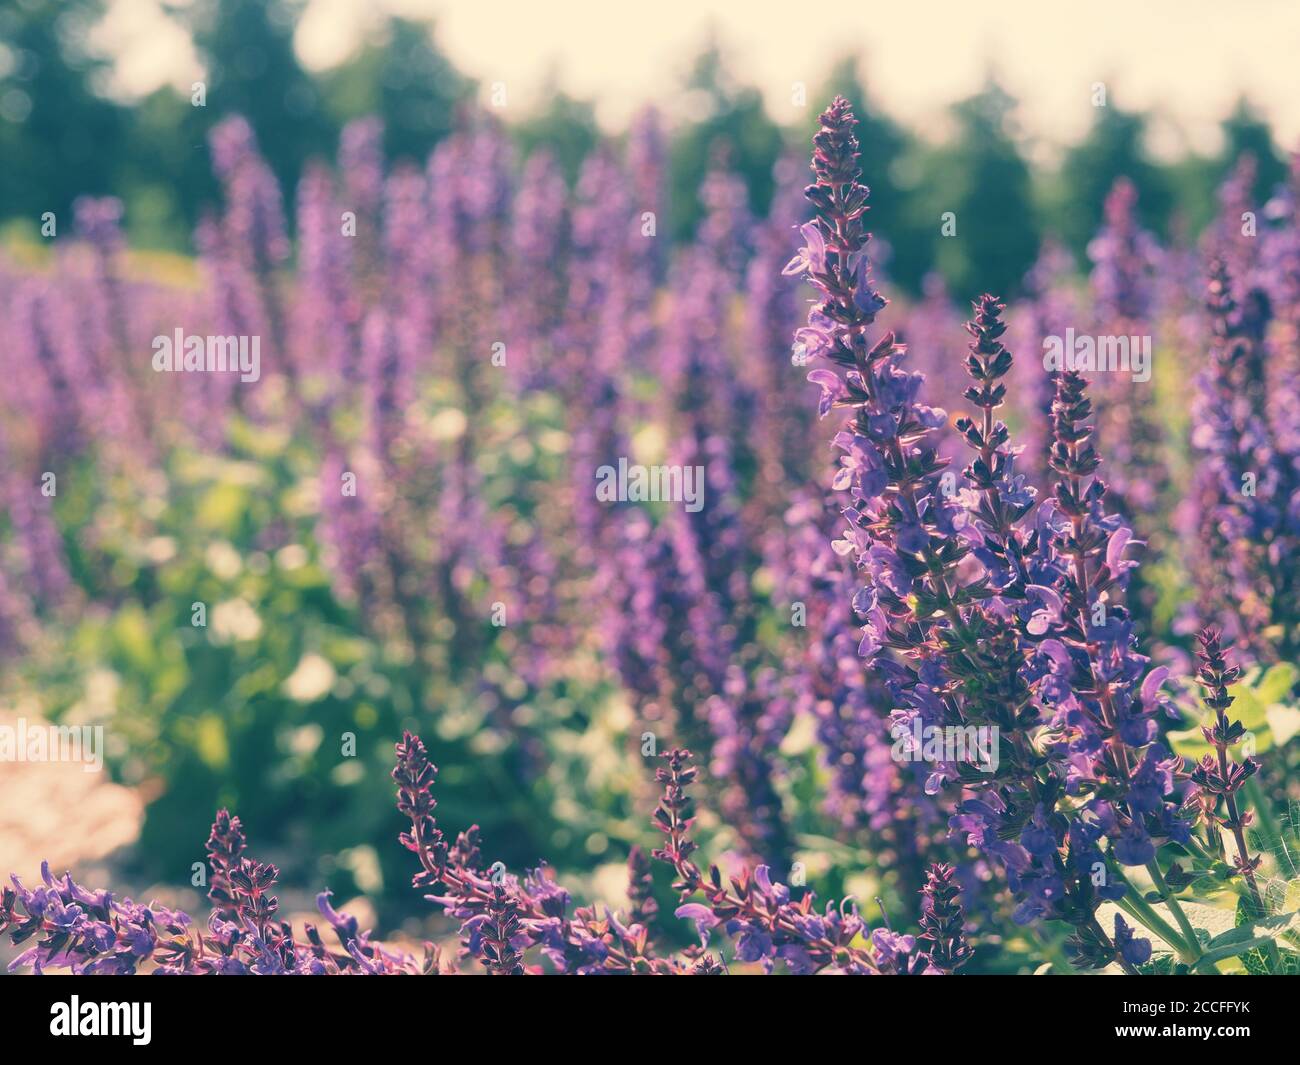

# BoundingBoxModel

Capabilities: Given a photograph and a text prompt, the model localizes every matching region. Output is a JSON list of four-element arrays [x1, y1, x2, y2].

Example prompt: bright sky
[[95, 0, 1300, 156]]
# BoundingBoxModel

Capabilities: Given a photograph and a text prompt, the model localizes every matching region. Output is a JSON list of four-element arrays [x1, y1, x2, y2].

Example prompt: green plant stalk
[[1112, 859, 1213, 965], [1041, 933, 1075, 974], [1181, 834, 1222, 868], [1192, 933, 1289, 973], [1182, 833, 1288, 968], [1109, 862, 1199, 961], [1027, 925, 1081, 975], [1202, 821, 1227, 862], [1244, 776, 1292, 877], [1115, 892, 1197, 964], [1236, 804, 1285, 972], [1245, 775, 1281, 843], [1146, 859, 1203, 956]]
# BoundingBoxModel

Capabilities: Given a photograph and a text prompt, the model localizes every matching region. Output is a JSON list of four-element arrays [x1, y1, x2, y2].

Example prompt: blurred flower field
[[1, 95, 1299, 975]]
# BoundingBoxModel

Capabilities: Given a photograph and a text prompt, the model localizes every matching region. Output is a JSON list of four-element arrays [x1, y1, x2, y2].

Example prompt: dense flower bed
[[2, 97, 1298, 974]]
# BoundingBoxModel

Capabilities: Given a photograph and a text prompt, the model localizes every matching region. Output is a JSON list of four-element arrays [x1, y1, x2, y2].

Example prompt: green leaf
[[196, 481, 251, 534], [1195, 910, 1300, 970], [1171, 665, 1300, 758], [1228, 684, 1267, 734], [193, 714, 229, 771], [110, 604, 158, 674], [1265, 703, 1300, 747], [1167, 724, 1213, 760], [1236, 894, 1271, 975], [1256, 663, 1300, 706]]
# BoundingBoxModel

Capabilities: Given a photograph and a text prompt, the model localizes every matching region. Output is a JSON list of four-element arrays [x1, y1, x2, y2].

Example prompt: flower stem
[[1245, 776, 1291, 876], [1145, 860, 1204, 963], [1115, 894, 1195, 964]]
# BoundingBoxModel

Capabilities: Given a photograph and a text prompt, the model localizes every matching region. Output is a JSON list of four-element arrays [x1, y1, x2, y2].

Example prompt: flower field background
[[2, 5, 1300, 977]]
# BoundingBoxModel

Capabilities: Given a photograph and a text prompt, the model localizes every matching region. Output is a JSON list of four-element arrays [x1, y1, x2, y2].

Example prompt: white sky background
[[96, 0, 1300, 158]]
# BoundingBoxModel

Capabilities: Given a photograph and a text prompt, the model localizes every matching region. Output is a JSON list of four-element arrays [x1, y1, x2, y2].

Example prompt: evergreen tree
[[1219, 98, 1287, 200], [1057, 101, 1171, 263], [322, 17, 472, 165], [178, 0, 334, 197], [0, 0, 124, 226], [514, 81, 599, 184], [667, 38, 784, 238], [927, 81, 1040, 301]]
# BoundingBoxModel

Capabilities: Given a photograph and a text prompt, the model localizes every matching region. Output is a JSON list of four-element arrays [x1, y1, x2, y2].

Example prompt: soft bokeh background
[[5, 0, 1300, 296], [2, 0, 1299, 972]]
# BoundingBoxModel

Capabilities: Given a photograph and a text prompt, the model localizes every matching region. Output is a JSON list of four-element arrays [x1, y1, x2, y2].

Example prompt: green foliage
[[1055, 102, 1173, 264], [180, 0, 334, 198], [3, 8, 1289, 299], [926, 82, 1041, 301], [118, 87, 221, 249], [514, 87, 600, 185], [0, 0, 124, 223], [23, 404, 631, 916], [666, 38, 786, 238], [1202, 906, 1300, 972], [320, 17, 474, 165], [1219, 98, 1289, 204], [1169, 662, 1300, 759]]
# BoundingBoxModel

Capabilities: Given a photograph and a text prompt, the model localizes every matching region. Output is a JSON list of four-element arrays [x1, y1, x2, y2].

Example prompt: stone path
[[0, 710, 143, 879]]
